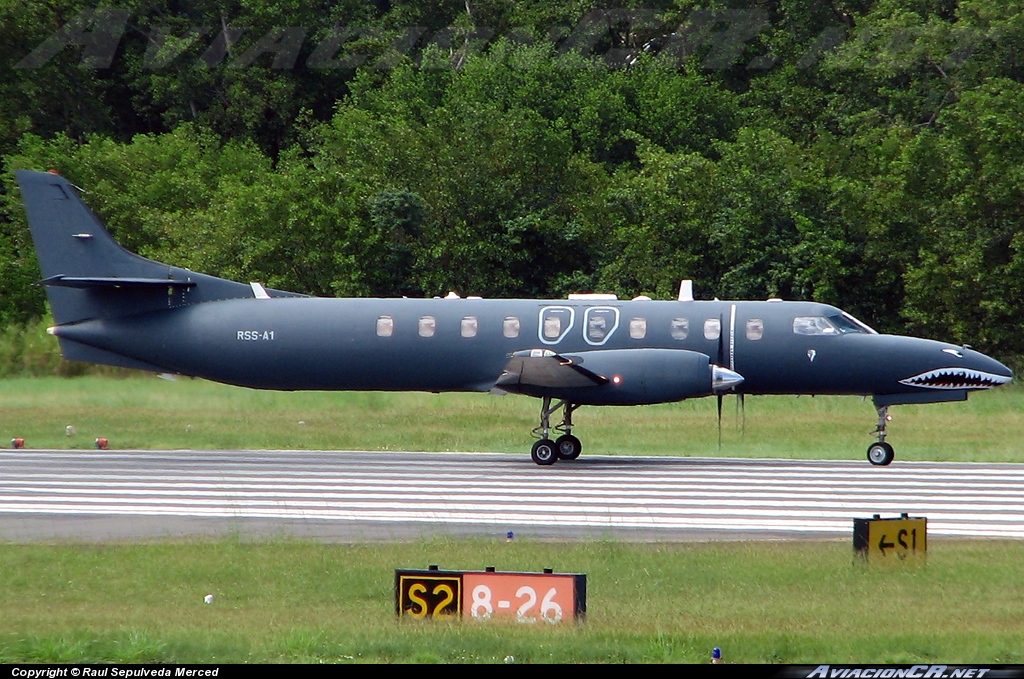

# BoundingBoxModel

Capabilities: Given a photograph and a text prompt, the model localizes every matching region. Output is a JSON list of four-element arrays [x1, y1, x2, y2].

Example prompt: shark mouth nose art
[[899, 368, 1012, 390]]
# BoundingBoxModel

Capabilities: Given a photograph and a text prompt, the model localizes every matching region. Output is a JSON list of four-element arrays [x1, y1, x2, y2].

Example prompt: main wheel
[[867, 441, 895, 466], [531, 439, 558, 466], [555, 434, 582, 460]]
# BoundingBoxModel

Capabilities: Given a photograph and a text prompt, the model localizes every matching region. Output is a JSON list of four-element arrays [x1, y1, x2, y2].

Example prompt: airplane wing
[[495, 349, 609, 391]]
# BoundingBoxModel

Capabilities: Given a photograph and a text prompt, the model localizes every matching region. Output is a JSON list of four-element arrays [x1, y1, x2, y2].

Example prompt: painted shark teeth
[[899, 368, 1012, 390]]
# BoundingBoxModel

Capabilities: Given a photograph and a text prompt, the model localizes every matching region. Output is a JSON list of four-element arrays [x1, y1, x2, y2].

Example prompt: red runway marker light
[[95, 437, 108, 450], [12, 438, 25, 449]]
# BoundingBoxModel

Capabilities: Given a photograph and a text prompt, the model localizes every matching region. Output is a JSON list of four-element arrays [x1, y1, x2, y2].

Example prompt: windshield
[[832, 312, 877, 334], [793, 313, 876, 336]]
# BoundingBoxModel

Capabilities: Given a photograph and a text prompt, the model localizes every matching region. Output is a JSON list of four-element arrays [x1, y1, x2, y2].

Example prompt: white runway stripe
[[1, 450, 1022, 539], [5, 481, 1024, 505], [3, 488, 1024, 518]]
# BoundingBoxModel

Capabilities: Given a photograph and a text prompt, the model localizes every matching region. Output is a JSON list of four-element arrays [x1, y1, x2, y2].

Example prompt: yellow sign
[[854, 514, 927, 562], [396, 574, 462, 619]]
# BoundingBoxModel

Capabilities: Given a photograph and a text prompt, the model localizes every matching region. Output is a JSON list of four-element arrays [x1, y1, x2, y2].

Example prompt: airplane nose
[[898, 345, 1013, 390], [968, 348, 1014, 385], [712, 365, 744, 393]]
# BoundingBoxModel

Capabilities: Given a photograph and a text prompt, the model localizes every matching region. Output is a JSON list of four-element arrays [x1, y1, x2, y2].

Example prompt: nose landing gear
[[867, 405, 895, 466]]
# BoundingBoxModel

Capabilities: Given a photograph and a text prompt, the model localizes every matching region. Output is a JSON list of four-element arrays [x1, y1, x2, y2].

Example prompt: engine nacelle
[[504, 348, 743, 406]]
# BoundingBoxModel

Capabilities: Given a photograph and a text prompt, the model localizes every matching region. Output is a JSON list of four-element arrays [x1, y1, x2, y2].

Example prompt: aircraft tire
[[531, 439, 558, 466], [555, 434, 582, 460], [867, 442, 895, 466]]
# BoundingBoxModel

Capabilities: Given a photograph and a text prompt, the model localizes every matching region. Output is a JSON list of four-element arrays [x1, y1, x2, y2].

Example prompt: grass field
[[2, 376, 1022, 663], [2, 375, 1022, 461], [1, 539, 1022, 664]]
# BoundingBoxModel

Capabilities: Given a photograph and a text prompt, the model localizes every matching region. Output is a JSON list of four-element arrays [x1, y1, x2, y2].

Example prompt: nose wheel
[[531, 397, 582, 465], [867, 441, 894, 466], [867, 406, 895, 466]]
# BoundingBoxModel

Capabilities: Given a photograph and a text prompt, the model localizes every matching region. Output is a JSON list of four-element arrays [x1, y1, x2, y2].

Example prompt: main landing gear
[[530, 396, 582, 466], [867, 405, 895, 466]]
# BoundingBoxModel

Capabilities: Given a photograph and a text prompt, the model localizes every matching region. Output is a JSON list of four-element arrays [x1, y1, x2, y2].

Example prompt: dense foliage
[[2, 0, 1023, 360]]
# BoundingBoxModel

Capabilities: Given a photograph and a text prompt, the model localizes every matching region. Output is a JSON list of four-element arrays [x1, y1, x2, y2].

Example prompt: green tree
[[901, 80, 1024, 355]]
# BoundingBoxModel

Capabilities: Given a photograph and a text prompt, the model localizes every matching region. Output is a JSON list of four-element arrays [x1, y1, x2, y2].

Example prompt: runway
[[1, 449, 1022, 541]]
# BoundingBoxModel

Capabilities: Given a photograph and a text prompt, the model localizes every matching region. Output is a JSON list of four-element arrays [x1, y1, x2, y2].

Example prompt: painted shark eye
[[942, 348, 964, 359]]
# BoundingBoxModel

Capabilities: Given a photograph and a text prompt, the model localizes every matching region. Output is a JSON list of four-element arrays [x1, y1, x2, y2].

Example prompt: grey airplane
[[16, 169, 1014, 466]]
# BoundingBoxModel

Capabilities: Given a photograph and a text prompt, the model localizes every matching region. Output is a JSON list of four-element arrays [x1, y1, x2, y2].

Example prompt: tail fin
[[16, 169, 269, 371], [16, 169, 256, 326]]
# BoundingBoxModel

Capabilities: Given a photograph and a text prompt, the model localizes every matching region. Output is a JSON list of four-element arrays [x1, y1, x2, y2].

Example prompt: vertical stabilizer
[[16, 169, 252, 325]]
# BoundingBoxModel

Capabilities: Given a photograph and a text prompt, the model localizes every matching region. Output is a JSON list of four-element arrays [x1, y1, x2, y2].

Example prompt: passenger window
[[543, 315, 561, 340], [418, 316, 436, 338], [376, 316, 394, 337], [670, 318, 689, 340], [503, 316, 520, 338], [584, 307, 619, 345], [746, 319, 764, 341], [704, 318, 721, 340], [539, 306, 574, 344], [629, 318, 647, 339], [461, 316, 478, 338]]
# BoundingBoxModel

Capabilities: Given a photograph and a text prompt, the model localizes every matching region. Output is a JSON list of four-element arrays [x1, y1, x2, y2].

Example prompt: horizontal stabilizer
[[38, 274, 197, 289]]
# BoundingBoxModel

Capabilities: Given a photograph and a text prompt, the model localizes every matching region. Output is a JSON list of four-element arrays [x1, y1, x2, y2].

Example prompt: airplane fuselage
[[53, 296, 1008, 405]]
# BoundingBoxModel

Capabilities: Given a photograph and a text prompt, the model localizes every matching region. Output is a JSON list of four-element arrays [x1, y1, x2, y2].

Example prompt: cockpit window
[[833, 312, 877, 334], [793, 316, 839, 336], [794, 315, 873, 336]]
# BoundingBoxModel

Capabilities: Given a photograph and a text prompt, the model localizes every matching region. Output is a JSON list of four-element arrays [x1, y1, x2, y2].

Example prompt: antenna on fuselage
[[678, 280, 694, 302]]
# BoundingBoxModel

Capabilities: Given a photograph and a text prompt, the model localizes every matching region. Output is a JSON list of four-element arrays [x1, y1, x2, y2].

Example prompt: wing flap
[[496, 349, 609, 391]]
